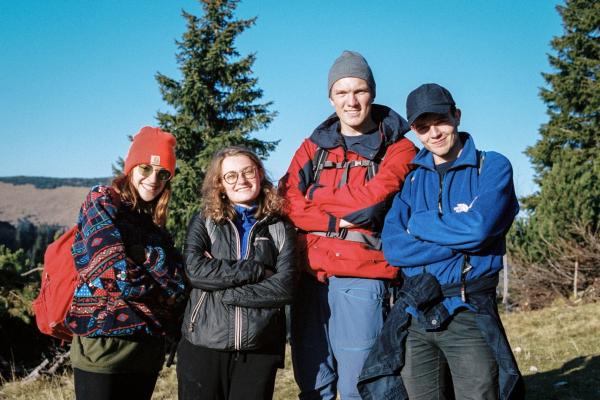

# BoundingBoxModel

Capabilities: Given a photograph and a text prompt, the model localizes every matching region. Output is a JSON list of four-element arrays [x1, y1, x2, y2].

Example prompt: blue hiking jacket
[[357, 133, 524, 399], [382, 132, 519, 320]]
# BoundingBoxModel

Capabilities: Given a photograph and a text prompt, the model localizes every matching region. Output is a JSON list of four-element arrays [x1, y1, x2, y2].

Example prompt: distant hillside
[[0, 176, 111, 189], [0, 182, 91, 227]]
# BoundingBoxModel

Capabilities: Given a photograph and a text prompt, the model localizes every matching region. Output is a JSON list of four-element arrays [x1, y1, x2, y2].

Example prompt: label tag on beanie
[[150, 155, 161, 166]]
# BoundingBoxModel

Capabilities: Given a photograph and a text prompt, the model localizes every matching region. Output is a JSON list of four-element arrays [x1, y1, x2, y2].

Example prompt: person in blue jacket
[[357, 83, 524, 399]]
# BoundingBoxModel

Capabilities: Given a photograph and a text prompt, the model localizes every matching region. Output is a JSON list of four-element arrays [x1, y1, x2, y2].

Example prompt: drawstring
[[460, 254, 473, 302]]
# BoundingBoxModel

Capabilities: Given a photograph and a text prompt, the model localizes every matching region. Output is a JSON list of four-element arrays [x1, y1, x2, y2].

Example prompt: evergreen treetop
[[510, 0, 599, 265], [526, 0, 599, 175], [156, 0, 277, 166], [155, 0, 277, 245]]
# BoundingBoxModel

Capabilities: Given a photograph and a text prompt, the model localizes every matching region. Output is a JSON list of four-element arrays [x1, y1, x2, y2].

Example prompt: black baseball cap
[[406, 83, 456, 126]]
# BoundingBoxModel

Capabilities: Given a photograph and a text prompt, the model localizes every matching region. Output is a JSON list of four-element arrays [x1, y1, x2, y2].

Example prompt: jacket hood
[[412, 132, 478, 171], [309, 104, 410, 160]]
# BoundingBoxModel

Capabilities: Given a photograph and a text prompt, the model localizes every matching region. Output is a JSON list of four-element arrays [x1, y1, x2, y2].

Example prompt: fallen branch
[[22, 359, 49, 383], [21, 349, 70, 383], [46, 350, 70, 375], [21, 267, 43, 277]]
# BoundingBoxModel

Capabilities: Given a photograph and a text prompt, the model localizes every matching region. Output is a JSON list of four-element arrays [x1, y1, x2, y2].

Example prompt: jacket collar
[[308, 104, 410, 160], [412, 132, 478, 171], [233, 204, 257, 219]]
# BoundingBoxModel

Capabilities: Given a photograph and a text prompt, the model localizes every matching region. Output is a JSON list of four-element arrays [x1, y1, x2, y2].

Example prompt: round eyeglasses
[[222, 166, 257, 185]]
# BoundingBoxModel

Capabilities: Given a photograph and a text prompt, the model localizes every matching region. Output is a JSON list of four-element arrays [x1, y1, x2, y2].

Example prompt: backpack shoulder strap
[[312, 145, 385, 184], [204, 217, 218, 245], [311, 146, 328, 186], [268, 221, 286, 252], [367, 146, 386, 181], [105, 186, 122, 209], [204, 216, 286, 252]]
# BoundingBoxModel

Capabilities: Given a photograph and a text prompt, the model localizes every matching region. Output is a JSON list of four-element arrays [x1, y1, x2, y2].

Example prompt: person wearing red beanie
[[122, 126, 177, 205], [124, 126, 177, 177], [66, 126, 187, 400]]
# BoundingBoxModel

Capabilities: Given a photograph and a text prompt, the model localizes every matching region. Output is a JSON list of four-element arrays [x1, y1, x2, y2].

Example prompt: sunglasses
[[136, 164, 172, 182], [222, 166, 257, 185]]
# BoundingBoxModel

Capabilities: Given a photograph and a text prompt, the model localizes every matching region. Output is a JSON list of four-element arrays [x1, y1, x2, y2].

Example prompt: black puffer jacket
[[181, 212, 297, 353]]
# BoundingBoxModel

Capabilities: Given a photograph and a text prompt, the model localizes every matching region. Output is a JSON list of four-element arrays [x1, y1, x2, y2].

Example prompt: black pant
[[177, 338, 280, 400], [401, 311, 499, 400], [73, 368, 159, 400]]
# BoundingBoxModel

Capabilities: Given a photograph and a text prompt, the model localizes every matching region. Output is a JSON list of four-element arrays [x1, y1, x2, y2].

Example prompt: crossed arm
[[280, 138, 416, 231], [76, 186, 186, 301], [382, 154, 519, 267], [407, 155, 518, 253], [184, 214, 297, 308]]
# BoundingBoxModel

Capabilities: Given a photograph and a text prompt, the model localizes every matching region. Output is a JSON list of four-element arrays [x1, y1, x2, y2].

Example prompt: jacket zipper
[[235, 306, 242, 350], [227, 217, 264, 351], [436, 167, 471, 299], [421, 172, 444, 276], [437, 172, 444, 214], [187, 290, 207, 332]]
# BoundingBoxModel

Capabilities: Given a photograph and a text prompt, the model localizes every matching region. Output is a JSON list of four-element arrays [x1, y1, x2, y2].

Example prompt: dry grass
[[0, 372, 74, 400], [2, 302, 600, 399], [503, 300, 600, 399], [0, 182, 88, 227], [0, 349, 299, 400], [150, 350, 298, 400]]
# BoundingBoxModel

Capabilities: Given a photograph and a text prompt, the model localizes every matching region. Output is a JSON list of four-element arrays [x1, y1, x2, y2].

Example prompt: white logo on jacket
[[453, 196, 478, 213]]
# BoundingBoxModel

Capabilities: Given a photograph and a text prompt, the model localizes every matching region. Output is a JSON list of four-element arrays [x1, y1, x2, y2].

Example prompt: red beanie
[[124, 126, 176, 176]]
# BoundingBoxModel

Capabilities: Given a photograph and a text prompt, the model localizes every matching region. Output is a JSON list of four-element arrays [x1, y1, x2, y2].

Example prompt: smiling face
[[131, 164, 168, 202], [221, 155, 261, 207], [411, 109, 463, 165], [329, 77, 376, 136]]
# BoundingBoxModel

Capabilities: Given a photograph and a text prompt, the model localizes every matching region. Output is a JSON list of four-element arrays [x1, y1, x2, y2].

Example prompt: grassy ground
[[2, 301, 599, 399], [502, 301, 600, 400]]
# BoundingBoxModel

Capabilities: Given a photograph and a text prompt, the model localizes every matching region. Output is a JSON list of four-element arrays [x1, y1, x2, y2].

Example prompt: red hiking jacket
[[280, 105, 417, 281]]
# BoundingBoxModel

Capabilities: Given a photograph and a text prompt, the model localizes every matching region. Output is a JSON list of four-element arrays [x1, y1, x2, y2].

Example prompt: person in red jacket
[[279, 51, 417, 400]]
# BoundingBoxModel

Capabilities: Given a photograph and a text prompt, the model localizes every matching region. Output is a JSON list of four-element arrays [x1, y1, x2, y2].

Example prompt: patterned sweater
[[66, 185, 187, 337]]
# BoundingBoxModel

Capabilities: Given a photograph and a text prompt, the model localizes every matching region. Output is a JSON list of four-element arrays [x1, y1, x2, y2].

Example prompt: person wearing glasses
[[66, 126, 188, 400], [177, 146, 297, 400]]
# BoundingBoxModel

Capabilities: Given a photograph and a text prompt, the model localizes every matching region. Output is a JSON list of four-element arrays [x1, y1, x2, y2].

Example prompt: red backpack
[[32, 225, 79, 341]]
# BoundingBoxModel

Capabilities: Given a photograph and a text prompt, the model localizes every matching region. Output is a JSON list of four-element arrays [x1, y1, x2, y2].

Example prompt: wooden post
[[502, 254, 509, 308], [573, 258, 579, 298]]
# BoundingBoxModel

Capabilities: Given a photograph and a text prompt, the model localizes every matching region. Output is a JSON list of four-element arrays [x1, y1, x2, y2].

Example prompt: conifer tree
[[155, 0, 277, 245], [508, 0, 599, 301], [517, 0, 599, 261]]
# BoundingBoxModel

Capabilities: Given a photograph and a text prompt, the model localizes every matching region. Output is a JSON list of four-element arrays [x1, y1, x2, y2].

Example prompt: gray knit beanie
[[327, 50, 376, 97]]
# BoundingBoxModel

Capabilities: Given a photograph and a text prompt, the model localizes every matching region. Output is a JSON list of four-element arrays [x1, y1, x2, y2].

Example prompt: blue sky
[[1, 1, 563, 197]]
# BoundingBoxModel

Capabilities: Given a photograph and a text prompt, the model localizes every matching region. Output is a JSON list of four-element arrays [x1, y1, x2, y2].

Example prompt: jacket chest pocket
[[252, 236, 278, 269]]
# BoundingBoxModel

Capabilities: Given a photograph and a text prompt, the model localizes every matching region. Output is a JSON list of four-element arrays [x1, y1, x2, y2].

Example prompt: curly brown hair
[[112, 173, 172, 227], [202, 146, 285, 223]]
